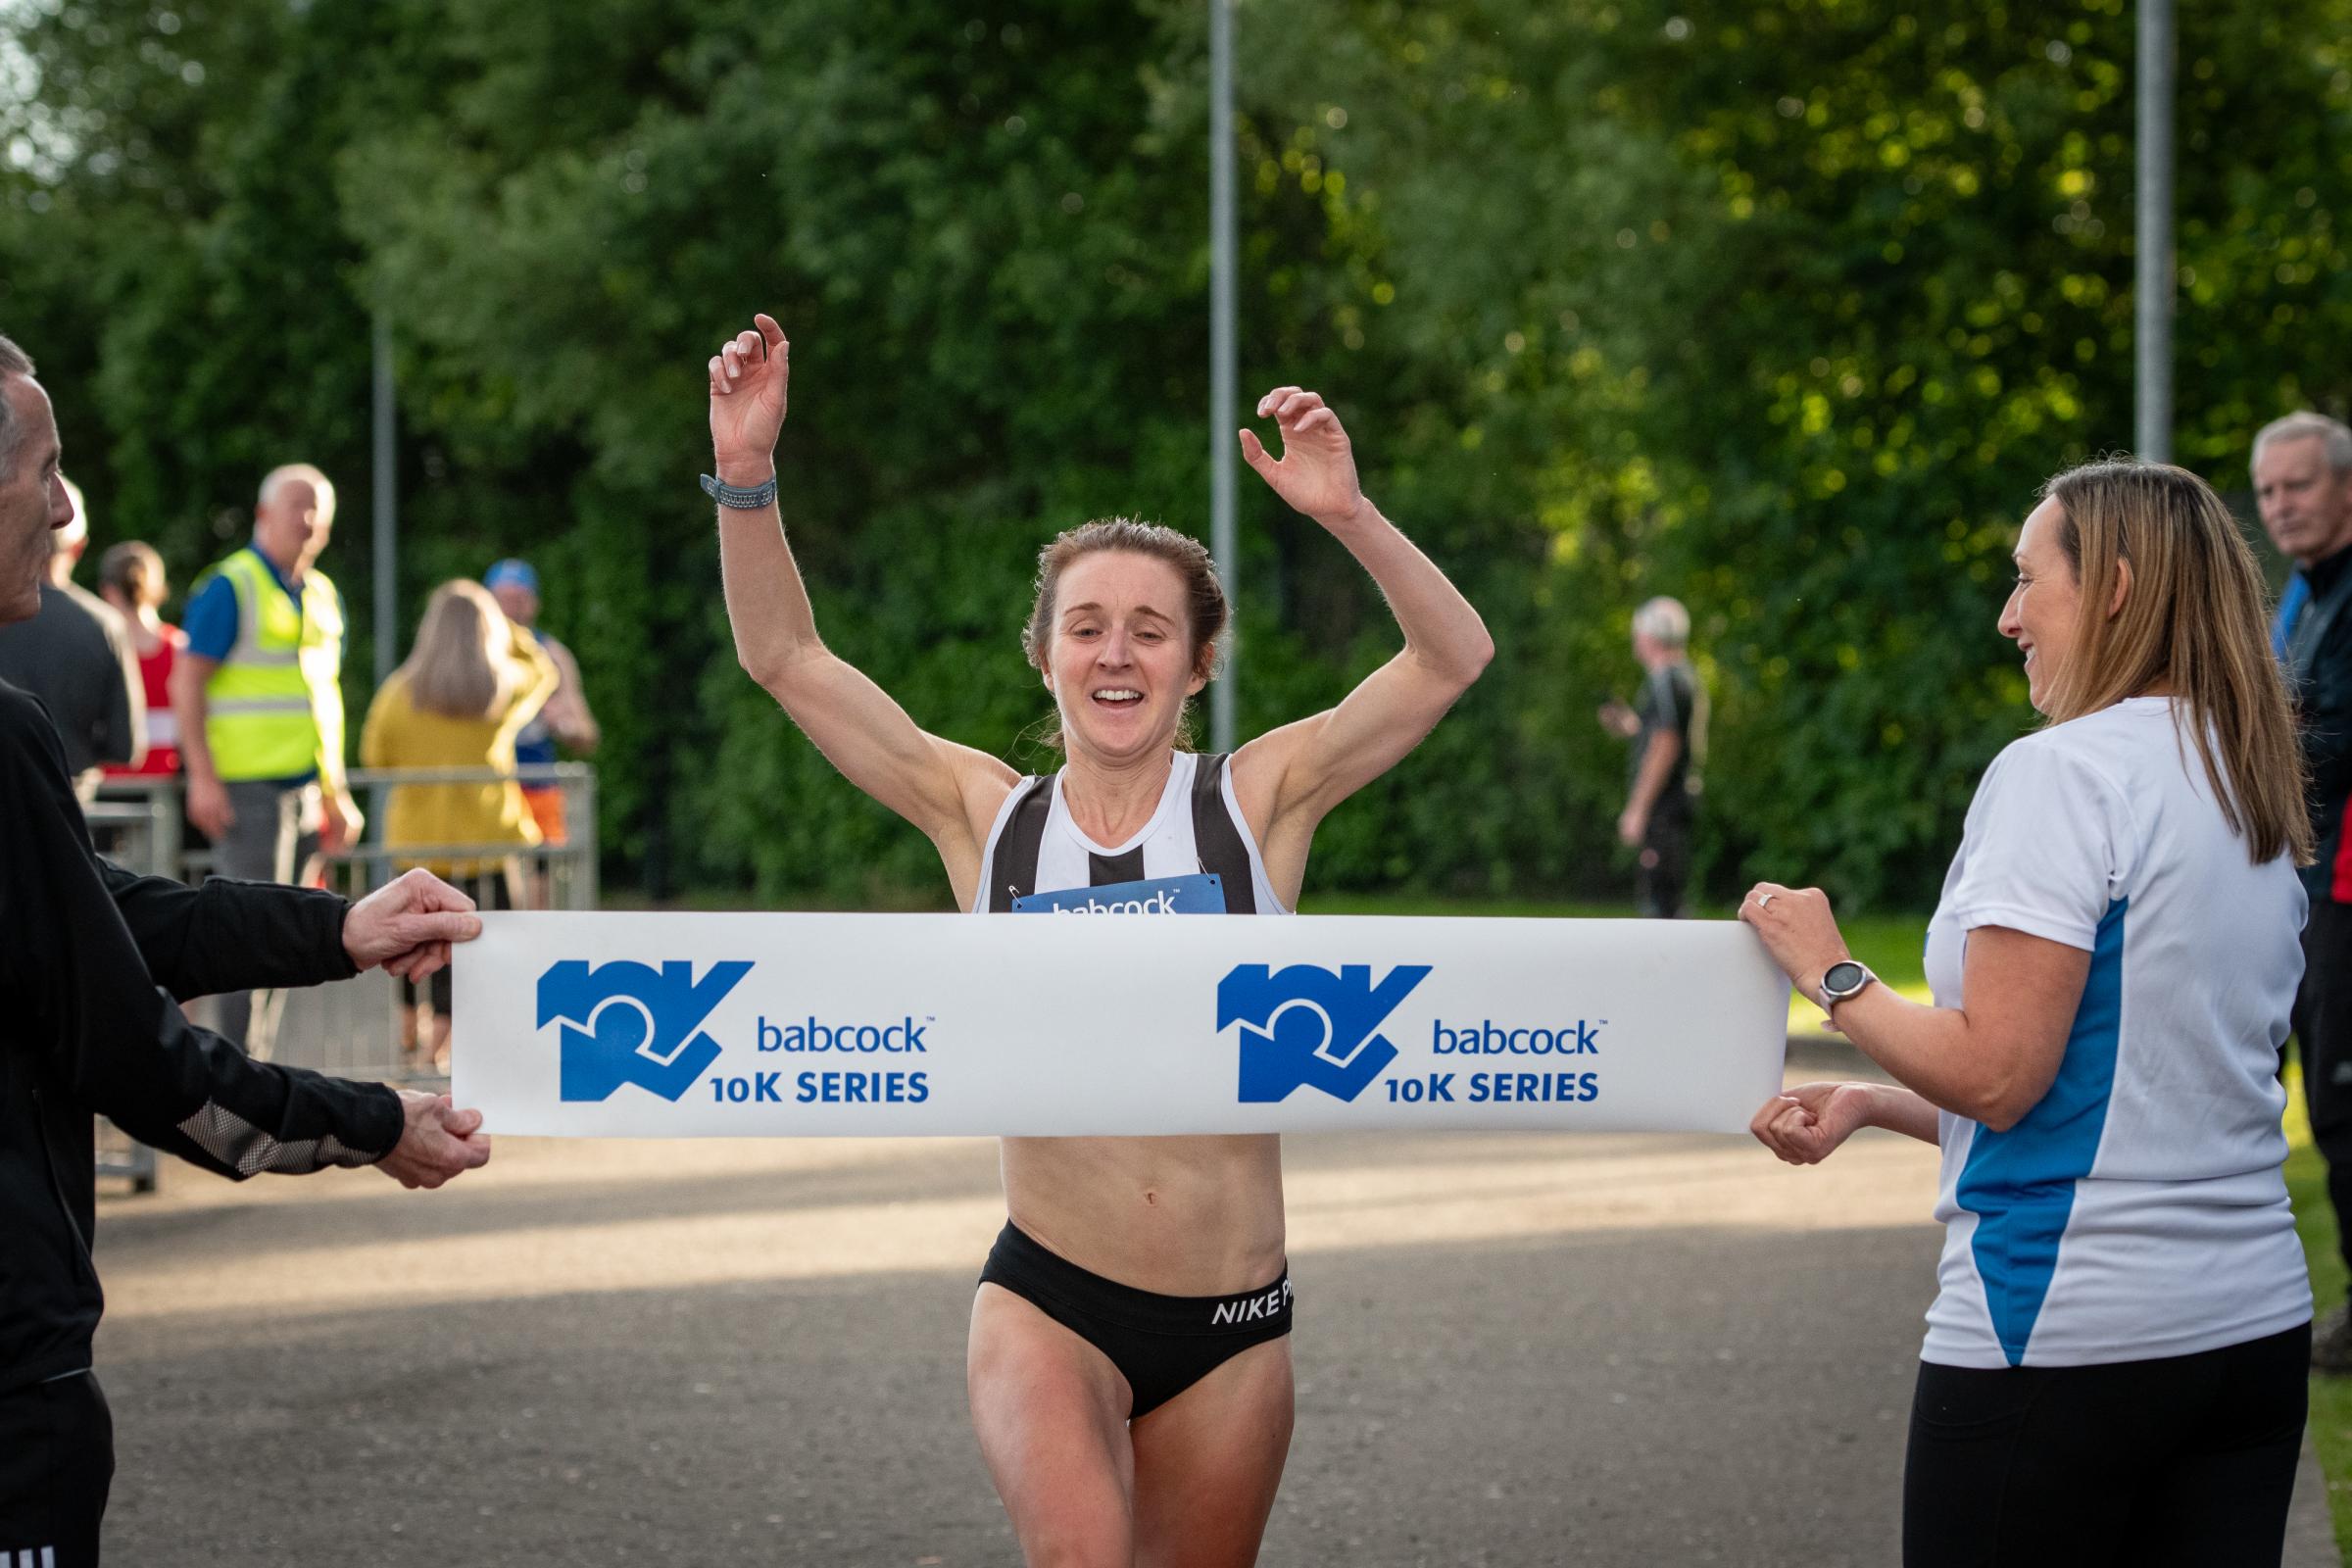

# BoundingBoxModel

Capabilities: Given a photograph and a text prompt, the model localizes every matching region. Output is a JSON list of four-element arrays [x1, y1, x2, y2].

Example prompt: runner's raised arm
[[1228, 387, 1494, 896], [707, 315, 1016, 886]]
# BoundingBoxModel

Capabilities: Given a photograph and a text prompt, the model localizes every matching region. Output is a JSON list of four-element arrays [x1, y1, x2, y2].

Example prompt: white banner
[[454, 912, 1790, 1137]]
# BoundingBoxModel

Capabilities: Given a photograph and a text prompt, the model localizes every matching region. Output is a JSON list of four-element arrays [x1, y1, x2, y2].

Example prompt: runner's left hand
[[1240, 387, 1369, 529]]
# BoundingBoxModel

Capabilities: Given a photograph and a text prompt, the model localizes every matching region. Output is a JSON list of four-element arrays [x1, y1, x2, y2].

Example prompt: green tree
[[8, 0, 2350, 907]]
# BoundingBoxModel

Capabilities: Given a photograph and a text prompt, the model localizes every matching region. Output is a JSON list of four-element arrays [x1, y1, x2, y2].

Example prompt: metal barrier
[[88, 763, 599, 1184]]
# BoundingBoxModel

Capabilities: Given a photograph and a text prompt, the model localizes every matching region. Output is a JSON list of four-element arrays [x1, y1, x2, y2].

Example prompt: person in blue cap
[[483, 558, 598, 873]]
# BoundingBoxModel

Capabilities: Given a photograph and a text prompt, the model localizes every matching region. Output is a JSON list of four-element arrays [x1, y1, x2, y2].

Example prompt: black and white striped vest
[[971, 751, 1290, 916]]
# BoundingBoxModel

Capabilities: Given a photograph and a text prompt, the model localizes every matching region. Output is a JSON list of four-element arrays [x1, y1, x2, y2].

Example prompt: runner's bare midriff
[[1001, 1133, 1286, 1297]]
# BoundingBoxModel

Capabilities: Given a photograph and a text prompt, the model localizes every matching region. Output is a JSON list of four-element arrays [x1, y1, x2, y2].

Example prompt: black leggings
[[0, 1372, 114, 1568], [1904, 1324, 2310, 1568], [1637, 809, 1691, 918]]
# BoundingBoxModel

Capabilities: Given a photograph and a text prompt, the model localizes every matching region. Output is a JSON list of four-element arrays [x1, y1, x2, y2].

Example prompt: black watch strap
[[701, 471, 779, 510]]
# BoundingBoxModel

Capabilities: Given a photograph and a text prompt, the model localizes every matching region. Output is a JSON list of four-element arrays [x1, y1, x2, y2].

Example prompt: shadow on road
[[98, 1217, 1934, 1567]]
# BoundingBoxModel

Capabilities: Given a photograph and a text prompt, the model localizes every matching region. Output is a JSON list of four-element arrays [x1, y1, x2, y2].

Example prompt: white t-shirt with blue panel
[[1920, 696, 2311, 1369]]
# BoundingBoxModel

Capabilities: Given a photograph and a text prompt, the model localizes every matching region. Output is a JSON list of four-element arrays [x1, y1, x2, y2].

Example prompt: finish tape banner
[[454, 912, 1790, 1137]]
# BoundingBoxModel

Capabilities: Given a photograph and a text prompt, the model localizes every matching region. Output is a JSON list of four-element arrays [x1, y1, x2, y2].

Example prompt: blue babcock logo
[[538, 959, 753, 1102], [1218, 962, 1432, 1103]]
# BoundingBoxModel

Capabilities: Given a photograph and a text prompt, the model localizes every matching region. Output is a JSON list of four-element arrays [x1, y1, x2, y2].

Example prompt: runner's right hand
[[709, 314, 789, 479]]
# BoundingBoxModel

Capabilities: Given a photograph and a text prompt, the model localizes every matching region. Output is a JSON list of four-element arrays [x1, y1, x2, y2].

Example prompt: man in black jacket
[[2254, 411, 2352, 1371], [0, 334, 495, 1565]]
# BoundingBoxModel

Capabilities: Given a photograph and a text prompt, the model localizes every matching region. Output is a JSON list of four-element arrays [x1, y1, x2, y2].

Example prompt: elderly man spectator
[[0, 477, 143, 795], [1598, 595, 1709, 917], [2254, 411, 2352, 1372], [171, 461, 363, 1050], [0, 332, 491, 1566]]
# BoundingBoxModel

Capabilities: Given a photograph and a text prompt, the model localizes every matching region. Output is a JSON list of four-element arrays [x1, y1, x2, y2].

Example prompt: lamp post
[[2134, 0, 2175, 463], [371, 310, 399, 682], [1209, 0, 1238, 752]]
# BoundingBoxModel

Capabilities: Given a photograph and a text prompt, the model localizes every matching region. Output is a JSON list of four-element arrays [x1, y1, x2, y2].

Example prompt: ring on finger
[[1757, 891, 1776, 910]]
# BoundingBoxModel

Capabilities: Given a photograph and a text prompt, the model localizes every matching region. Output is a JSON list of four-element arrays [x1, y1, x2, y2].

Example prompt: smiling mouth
[[1091, 689, 1143, 709]]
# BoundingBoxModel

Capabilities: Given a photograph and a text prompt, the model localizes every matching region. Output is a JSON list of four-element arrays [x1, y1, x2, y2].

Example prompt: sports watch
[[701, 471, 780, 510], [1817, 959, 1876, 1013]]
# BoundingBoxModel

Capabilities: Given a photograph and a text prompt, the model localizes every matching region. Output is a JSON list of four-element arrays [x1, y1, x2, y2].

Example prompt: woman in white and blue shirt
[[1741, 461, 2315, 1567]]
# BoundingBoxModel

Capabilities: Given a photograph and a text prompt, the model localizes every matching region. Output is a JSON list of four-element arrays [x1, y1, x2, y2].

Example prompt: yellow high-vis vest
[[196, 547, 346, 784]]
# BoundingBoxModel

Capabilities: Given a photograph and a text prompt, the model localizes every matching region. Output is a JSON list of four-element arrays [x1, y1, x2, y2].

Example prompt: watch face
[[1822, 960, 1867, 997]]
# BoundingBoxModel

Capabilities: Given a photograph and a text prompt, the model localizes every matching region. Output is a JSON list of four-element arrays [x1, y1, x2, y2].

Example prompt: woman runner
[[705, 313, 1491, 1565]]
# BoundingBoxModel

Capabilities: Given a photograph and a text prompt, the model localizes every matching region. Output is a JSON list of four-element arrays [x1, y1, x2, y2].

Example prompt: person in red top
[[96, 541, 184, 778]]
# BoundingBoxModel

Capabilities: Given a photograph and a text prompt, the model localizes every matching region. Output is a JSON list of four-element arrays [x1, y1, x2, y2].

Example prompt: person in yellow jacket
[[169, 463, 363, 1051], [362, 578, 558, 1066]]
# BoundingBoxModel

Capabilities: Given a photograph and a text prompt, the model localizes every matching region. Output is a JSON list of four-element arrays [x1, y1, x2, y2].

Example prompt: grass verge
[[2285, 1070, 2352, 1559]]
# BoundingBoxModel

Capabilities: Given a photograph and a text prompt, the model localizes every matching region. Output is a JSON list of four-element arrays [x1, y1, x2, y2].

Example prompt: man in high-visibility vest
[[170, 463, 366, 1051]]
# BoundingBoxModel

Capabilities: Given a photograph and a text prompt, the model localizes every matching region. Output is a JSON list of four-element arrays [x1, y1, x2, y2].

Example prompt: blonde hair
[[401, 579, 514, 719], [2036, 461, 2313, 865]]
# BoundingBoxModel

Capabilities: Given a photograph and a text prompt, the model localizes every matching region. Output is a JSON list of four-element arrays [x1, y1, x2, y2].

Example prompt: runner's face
[[0, 377, 71, 626], [1997, 497, 2082, 715], [1044, 551, 1205, 760]]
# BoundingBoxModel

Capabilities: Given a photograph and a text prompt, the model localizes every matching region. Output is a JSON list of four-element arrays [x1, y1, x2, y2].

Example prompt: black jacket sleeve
[[0, 686, 402, 1176], [100, 860, 361, 1003], [2308, 610, 2352, 810]]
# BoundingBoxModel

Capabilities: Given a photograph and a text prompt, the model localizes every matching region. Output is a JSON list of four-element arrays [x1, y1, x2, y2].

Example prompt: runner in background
[[485, 558, 598, 906], [1598, 595, 1707, 917]]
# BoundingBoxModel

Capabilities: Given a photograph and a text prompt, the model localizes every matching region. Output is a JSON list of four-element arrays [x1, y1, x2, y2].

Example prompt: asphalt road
[[86, 1048, 2339, 1566]]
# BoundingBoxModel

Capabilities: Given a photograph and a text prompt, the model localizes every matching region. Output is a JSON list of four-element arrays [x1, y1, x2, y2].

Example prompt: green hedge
[[5, 0, 2346, 907]]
